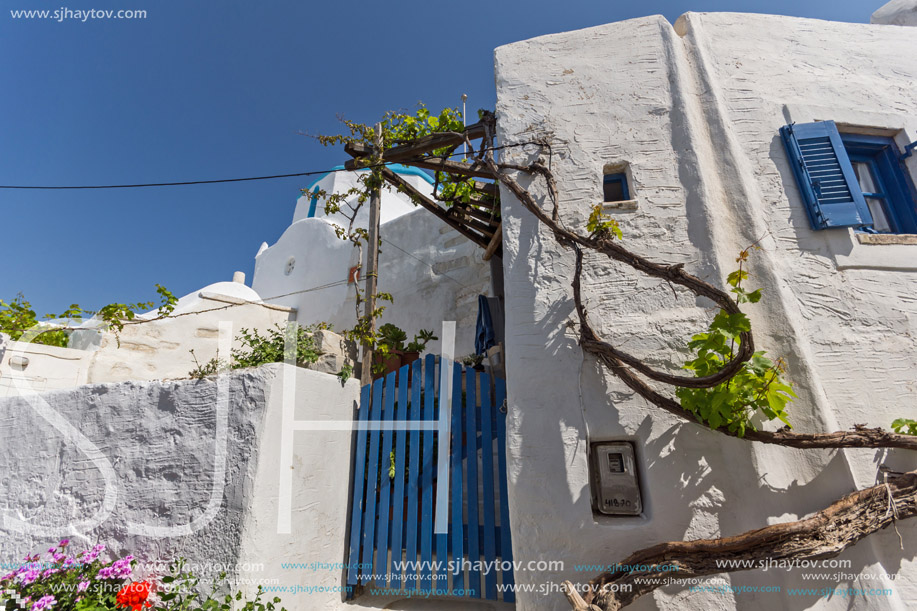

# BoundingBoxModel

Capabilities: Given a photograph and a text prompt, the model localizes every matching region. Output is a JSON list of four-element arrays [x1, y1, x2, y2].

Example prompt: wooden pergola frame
[[344, 122, 503, 260]]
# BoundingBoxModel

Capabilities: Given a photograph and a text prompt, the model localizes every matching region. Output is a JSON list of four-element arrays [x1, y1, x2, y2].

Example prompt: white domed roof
[[138, 281, 263, 319]]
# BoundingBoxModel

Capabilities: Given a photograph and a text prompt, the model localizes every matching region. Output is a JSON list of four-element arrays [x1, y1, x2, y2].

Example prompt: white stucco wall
[[294, 166, 437, 228], [0, 282, 297, 394], [495, 13, 917, 611], [253, 177, 493, 359], [872, 0, 917, 26], [0, 337, 91, 396], [0, 364, 363, 609]]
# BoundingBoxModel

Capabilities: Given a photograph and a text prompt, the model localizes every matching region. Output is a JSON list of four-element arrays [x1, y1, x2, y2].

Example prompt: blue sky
[[1, 0, 880, 315]]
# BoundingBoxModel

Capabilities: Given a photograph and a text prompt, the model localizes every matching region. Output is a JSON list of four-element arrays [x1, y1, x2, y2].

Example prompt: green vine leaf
[[677, 259, 795, 437]]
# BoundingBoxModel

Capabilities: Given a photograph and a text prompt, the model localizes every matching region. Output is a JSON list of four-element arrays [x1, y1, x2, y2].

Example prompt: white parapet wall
[[253, 183, 494, 359], [0, 281, 357, 396], [495, 12, 917, 611], [0, 363, 363, 609]]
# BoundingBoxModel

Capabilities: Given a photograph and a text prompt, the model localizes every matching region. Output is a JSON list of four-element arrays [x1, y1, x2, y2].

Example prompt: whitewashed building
[[2, 4, 916, 611], [494, 6, 917, 610]]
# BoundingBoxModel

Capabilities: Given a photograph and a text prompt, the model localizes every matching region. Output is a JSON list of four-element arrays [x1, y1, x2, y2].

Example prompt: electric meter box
[[590, 441, 642, 516]]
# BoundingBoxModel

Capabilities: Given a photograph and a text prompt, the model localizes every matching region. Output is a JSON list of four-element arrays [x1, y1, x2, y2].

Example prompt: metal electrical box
[[590, 441, 642, 516]]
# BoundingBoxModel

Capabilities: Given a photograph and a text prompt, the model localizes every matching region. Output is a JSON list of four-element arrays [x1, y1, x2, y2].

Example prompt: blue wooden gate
[[345, 354, 515, 602]]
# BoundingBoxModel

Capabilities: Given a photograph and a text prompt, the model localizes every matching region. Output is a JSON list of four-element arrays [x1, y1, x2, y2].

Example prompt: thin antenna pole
[[461, 93, 468, 158]]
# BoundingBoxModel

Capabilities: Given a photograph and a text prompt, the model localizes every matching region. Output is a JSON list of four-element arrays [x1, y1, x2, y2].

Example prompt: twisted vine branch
[[478, 111, 917, 451]]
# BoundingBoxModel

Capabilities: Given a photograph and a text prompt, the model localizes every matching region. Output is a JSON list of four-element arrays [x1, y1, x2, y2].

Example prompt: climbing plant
[[311, 105, 917, 611], [0, 285, 177, 348]]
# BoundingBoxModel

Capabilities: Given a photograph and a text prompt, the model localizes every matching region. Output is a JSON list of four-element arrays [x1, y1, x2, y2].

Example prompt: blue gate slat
[[347, 362, 511, 602], [390, 363, 410, 590], [464, 366, 481, 598], [375, 370, 397, 586], [479, 374, 498, 600], [419, 353, 436, 592], [404, 361, 422, 592], [346, 383, 373, 587], [360, 378, 385, 584], [450, 363, 465, 594], [494, 378, 515, 601]]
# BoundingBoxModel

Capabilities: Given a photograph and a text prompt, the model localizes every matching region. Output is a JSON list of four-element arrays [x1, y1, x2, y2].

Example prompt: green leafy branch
[[0, 285, 178, 348], [676, 248, 796, 436], [892, 418, 917, 436]]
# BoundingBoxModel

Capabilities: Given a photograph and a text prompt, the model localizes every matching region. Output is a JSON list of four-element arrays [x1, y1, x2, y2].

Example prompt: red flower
[[116, 581, 152, 611]]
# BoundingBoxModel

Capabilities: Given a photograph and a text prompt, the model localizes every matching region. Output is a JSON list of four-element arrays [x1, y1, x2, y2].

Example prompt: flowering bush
[[0, 539, 129, 610], [0, 543, 285, 611]]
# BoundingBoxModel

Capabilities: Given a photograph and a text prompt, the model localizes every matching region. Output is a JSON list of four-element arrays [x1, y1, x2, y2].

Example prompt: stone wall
[[0, 364, 362, 609]]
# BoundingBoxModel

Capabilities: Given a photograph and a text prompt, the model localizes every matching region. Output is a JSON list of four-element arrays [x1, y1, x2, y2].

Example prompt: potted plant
[[401, 329, 438, 367], [372, 323, 407, 379], [461, 352, 485, 371], [370, 324, 438, 381]]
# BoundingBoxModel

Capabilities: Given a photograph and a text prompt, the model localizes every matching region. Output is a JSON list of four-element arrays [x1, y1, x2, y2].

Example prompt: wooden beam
[[344, 155, 496, 180], [482, 224, 503, 261], [473, 181, 498, 196], [465, 197, 498, 211], [396, 157, 497, 180], [458, 215, 497, 238], [346, 122, 486, 161], [378, 167, 490, 249], [452, 203, 498, 224]]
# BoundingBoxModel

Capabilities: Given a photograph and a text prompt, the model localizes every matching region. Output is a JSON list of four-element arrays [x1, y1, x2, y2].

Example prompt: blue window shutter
[[780, 120, 873, 230]]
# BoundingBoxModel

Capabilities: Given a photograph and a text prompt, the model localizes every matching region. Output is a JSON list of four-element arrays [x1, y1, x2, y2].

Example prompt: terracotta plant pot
[[400, 351, 421, 367], [372, 350, 403, 381]]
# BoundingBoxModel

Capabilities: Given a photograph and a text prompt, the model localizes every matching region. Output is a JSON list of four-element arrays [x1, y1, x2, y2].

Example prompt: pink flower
[[31, 594, 56, 611], [17, 568, 40, 584], [78, 581, 90, 592]]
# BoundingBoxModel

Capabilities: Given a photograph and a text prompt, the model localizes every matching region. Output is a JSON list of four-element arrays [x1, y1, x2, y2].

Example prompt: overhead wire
[[0, 142, 547, 191]]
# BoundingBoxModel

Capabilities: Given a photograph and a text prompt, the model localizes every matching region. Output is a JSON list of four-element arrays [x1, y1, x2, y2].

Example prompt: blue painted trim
[[346, 383, 373, 590], [389, 364, 410, 589], [405, 361, 423, 591], [360, 380, 385, 583], [450, 363, 465, 595], [494, 378, 515, 602], [465, 367, 481, 598], [305, 163, 435, 194], [603, 172, 630, 201], [780, 121, 872, 230], [843, 132, 917, 234], [479, 375, 498, 600], [375, 371, 397, 585], [419, 354, 436, 592], [306, 188, 319, 218]]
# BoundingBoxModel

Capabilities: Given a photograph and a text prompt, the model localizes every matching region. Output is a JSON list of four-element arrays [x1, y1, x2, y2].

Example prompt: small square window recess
[[603, 173, 630, 203]]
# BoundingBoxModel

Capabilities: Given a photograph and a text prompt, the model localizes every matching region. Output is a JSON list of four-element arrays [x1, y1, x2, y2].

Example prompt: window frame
[[602, 172, 630, 203], [840, 132, 917, 235]]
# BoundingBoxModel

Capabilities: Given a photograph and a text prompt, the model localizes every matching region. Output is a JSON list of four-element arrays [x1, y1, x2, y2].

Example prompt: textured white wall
[[872, 0, 917, 26], [495, 13, 917, 610], [0, 364, 363, 609], [253, 188, 493, 359], [0, 338, 91, 396], [0, 283, 295, 394]]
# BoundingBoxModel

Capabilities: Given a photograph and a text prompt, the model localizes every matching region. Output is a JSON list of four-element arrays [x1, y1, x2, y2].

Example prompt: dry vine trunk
[[561, 470, 917, 611], [477, 112, 917, 451]]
